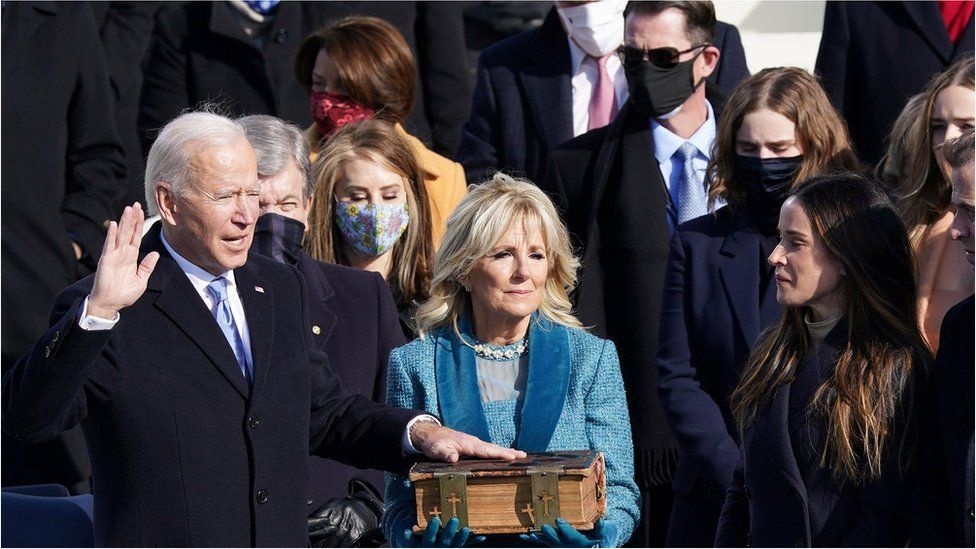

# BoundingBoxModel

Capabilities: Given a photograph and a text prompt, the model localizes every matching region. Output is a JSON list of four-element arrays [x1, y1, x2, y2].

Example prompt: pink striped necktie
[[588, 53, 617, 130]]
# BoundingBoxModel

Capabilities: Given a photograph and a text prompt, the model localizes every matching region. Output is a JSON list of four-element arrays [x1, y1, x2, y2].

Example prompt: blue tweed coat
[[381, 315, 640, 547]]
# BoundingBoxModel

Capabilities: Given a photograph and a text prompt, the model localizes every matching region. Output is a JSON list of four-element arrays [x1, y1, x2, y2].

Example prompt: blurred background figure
[[815, 1, 974, 166], [239, 115, 403, 547], [383, 175, 640, 548], [138, 2, 469, 160], [876, 55, 975, 352], [657, 66, 859, 548], [1, 1, 127, 494], [306, 120, 436, 338], [717, 175, 931, 547], [294, 16, 467, 248], [910, 129, 975, 549], [457, 0, 749, 186]]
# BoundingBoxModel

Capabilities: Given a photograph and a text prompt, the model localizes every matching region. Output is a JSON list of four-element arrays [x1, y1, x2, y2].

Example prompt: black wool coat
[[1, 226, 419, 547]]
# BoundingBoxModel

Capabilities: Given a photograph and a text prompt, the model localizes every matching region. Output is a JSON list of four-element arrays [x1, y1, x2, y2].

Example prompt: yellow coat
[[306, 123, 467, 250]]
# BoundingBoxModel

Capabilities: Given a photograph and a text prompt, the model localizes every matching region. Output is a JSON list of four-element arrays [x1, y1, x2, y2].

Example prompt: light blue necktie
[[206, 277, 252, 383], [674, 142, 709, 224]]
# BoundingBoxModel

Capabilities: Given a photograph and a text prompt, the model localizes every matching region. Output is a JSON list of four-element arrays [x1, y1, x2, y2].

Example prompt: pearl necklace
[[471, 338, 529, 361]]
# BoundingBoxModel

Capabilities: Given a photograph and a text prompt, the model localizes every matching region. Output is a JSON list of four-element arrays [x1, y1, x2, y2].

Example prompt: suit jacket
[[716, 322, 916, 547], [656, 208, 781, 542], [382, 317, 640, 547], [297, 252, 406, 508], [1, 225, 418, 547], [457, 8, 749, 185], [815, 1, 975, 165], [910, 295, 975, 547], [1, 1, 127, 492], [138, 1, 469, 160], [541, 92, 725, 488]]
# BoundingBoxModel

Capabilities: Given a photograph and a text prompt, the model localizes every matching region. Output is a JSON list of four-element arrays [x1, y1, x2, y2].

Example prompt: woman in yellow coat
[[295, 16, 466, 249]]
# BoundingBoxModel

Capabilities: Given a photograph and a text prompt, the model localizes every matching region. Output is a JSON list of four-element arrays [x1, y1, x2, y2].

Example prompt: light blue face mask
[[334, 201, 410, 257]]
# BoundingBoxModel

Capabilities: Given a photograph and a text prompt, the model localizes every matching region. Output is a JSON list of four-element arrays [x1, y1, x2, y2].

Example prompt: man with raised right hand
[[1, 111, 523, 547]]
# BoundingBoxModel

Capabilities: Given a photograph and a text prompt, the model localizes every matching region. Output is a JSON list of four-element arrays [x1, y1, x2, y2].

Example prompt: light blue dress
[[381, 314, 641, 547]]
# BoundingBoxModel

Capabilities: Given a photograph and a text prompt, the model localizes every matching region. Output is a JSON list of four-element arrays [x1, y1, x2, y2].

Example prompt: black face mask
[[735, 154, 803, 235], [251, 212, 305, 266], [625, 53, 704, 118]]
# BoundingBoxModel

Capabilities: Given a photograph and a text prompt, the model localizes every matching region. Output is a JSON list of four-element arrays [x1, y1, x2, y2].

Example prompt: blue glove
[[519, 518, 617, 548], [399, 517, 486, 548]]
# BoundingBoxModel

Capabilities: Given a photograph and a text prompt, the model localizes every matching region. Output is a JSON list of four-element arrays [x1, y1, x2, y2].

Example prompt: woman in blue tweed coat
[[382, 174, 640, 548]]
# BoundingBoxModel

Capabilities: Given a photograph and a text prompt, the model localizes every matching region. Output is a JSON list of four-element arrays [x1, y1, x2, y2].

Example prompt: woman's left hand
[[518, 518, 616, 548]]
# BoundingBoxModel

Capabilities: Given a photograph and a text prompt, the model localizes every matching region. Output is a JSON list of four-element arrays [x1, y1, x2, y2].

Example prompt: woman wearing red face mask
[[295, 16, 467, 249]]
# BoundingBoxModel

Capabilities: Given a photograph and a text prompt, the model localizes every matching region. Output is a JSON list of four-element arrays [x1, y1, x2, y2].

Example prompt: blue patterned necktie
[[206, 277, 252, 383], [674, 142, 709, 224]]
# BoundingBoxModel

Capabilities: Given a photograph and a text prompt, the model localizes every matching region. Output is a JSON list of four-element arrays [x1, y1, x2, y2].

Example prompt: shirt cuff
[[78, 296, 120, 331], [402, 414, 441, 455]]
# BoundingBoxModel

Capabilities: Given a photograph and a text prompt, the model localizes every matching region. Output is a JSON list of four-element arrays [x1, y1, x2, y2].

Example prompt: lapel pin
[[254, 286, 265, 293], [312, 325, 321, 335]]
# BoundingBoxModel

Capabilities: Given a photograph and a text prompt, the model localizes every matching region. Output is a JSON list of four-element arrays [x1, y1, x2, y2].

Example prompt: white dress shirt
[[650, 100, 726, 230], [568, 38, 628, 137], [78, 231, 437, 453]]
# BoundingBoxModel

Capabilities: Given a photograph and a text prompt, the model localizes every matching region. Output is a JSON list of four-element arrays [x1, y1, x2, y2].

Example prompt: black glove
[[308, 479, 385, 548]]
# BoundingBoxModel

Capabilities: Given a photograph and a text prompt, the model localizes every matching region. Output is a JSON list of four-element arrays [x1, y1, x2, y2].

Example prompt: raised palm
[[87, 203, 160, 319]]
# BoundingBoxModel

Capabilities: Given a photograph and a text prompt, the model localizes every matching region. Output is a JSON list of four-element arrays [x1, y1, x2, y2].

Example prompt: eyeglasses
[[617, 43, 710, 70]]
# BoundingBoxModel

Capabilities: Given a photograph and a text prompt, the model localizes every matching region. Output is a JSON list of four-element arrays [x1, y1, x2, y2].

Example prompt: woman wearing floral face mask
[[307, 119, 435, 338], [295, 16, 467, 249]]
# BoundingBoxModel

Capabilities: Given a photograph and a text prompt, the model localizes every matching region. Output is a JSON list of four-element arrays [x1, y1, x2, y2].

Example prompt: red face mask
[[309, 91, 375, 140]]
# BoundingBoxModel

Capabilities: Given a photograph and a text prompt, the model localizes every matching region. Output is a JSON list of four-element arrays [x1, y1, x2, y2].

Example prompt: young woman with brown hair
[[715, 174, 931, 547], [876, 54, 975, 351], [295, 16, 466, 249], [657, 67, 859, 546], [306, 119, 434, 338]]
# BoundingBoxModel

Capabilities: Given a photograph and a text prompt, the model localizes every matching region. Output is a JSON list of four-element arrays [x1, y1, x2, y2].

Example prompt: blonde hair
[[877, 54, 975, 243], [414, 174, 582, 338], [305, 119, 433, 307]]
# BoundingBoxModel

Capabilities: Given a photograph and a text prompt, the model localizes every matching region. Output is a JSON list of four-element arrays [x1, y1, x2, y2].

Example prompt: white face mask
[[556, 0, 627, 58]]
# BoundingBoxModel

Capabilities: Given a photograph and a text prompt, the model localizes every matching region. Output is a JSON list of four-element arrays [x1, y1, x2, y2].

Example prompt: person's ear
[[698, 45, 720, 79], [156, 183, 179, 226]]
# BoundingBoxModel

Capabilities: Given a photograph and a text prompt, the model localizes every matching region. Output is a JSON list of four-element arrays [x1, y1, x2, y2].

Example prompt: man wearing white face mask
[[458, 0, 748, 187]]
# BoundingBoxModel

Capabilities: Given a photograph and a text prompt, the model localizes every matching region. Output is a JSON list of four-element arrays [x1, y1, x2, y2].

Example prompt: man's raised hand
[[87, 203, 159, 319]]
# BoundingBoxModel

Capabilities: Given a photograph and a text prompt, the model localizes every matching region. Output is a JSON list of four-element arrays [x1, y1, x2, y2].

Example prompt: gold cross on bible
[[539, 491, 555, 516], [520, 503, 535, 523], [428, 506, 442, 520], [447, 493, 463, 517]]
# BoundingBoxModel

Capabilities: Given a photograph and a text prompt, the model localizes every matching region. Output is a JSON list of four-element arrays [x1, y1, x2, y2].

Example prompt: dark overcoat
[[1, 226, 418, 547], [656, 207, 782, 546], [457, 8, 749, 186]]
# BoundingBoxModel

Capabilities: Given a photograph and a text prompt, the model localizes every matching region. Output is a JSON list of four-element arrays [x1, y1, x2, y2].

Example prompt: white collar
[[160, 230, 237, 296], [567, 36, 587, 75]]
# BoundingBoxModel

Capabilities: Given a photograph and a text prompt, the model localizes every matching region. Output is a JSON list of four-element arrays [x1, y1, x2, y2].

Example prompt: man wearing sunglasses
[[539, 2, 732, 546], [457, 1, 748, 188]]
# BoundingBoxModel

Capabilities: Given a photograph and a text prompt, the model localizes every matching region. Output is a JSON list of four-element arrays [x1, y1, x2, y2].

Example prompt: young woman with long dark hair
[[715, 174, 931, 547]]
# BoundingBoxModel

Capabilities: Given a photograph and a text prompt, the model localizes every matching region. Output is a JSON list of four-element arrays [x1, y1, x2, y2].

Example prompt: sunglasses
[[617, 43, 710, 70]]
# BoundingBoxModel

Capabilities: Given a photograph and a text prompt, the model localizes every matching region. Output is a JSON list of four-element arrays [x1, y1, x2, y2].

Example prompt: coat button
[[275, 28, 287, 43], [969, 507, 974, 522], [44, 346, 51, 358], [312, 325, 321, 335], [247, 415, 260, 429], [307, 498, 314, 505], [256, 489, 268, 504]]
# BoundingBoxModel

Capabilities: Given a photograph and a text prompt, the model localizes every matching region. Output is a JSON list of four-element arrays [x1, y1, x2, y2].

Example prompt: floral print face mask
[[334, 201, 409, 257]]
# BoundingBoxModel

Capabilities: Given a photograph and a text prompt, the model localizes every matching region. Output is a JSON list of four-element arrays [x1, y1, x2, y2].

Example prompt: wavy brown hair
[[294, 16, 416, 124], [305, 119, 433, 307], [730, 174, 931, 483], [708, 67, 859, 209], [876, 55, 974, 242]]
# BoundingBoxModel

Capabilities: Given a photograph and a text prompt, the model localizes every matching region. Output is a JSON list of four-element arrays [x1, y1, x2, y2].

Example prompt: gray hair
[[144, 111, 247, 215], [237, 115, 313, 199]]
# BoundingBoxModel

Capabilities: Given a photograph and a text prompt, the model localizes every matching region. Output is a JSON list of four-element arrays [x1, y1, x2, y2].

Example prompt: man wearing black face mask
[[238, 115, 405, 547], [538, 2, 729, 546]]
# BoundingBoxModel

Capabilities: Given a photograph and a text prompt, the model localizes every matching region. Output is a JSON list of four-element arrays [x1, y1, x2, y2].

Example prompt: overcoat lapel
[[515, 317, 570, 452], [901, 1, 955, 63], [235, 262, 274, 398], [298, 254, 338, 346], [434, 320, 491, 442], [752, 381, 807, 499], [718, 213, 762, 346], [141, 226, 250, 399], [520, 10, 574, 152]]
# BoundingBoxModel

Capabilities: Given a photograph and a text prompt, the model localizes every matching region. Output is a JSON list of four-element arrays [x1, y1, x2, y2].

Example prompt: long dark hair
[[730, 174, 931, 482]]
